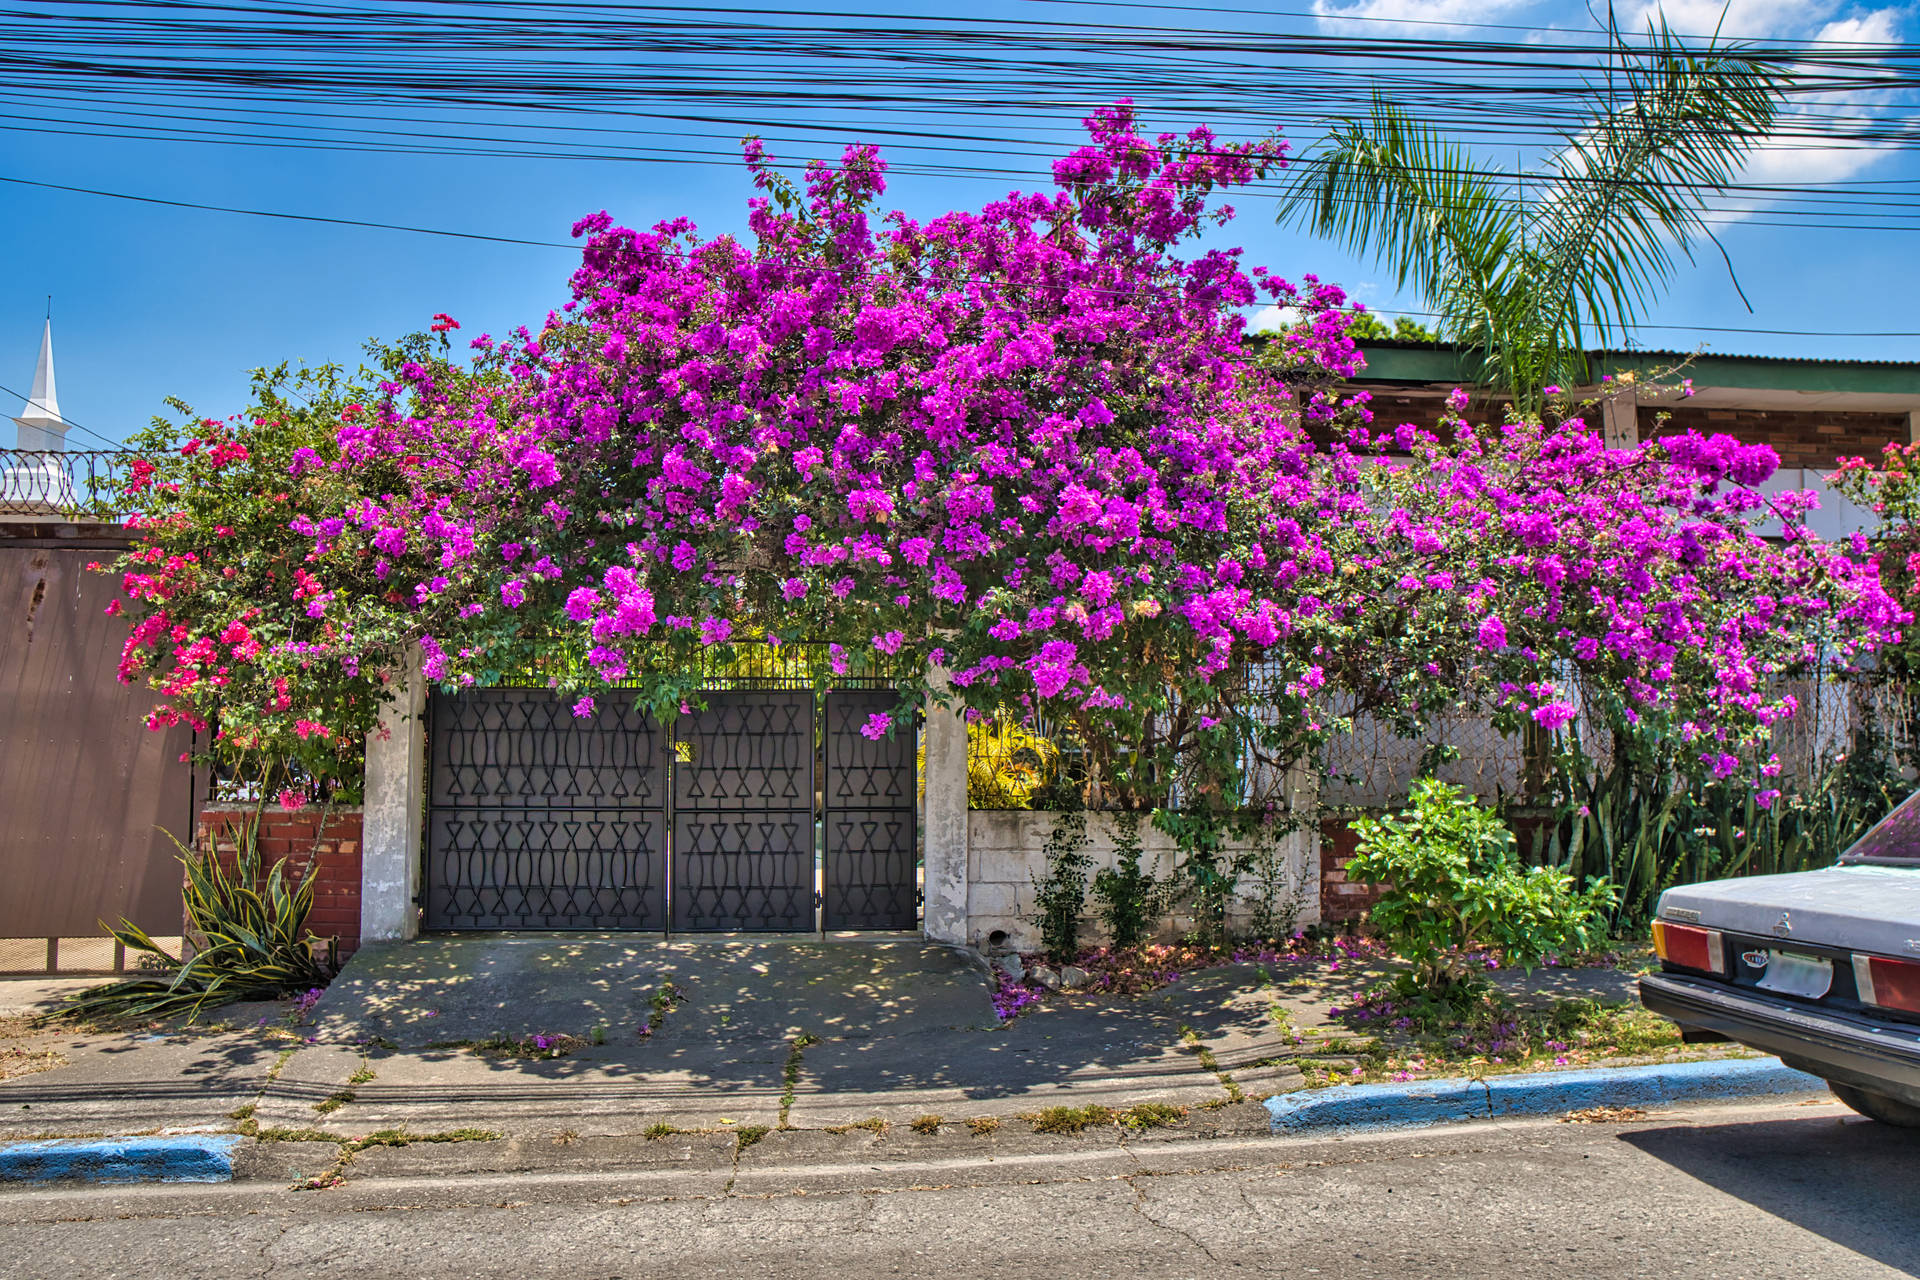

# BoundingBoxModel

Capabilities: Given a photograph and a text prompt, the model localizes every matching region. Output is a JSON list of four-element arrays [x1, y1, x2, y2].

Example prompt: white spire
[[14, 320, 68, 451]]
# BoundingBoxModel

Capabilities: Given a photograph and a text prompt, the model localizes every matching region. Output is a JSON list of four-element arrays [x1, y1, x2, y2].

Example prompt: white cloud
[[1250, 304, 1302, 332], [1311, 0, 1536, 35], [1617, 4, 1910, 218], [1622, 0, 1840, 40], [1816, 9, 1903, 43]]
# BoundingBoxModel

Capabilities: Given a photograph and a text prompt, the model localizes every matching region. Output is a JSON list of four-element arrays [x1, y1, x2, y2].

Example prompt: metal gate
[[425, 689, 669, 930], [671, 691, 815, 932], [425, 684, 917, 933], [822, 691, 919, 930]]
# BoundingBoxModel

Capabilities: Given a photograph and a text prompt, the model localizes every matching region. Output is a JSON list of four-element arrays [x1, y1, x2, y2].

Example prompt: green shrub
[[49, 816, 338, 1023], [1031, 811, 1092, 963], [1347, 778, 1614, 995], [1091, 811, 1158, 948]]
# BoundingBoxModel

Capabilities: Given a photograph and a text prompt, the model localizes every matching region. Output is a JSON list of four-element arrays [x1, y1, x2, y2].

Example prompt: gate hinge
[[915, 888, 925, 907], [814, 890, 824, 909]]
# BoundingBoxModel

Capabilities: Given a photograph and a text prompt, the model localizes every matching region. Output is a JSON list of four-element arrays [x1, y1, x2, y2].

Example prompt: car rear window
[[1838, 788, 1920, 865]]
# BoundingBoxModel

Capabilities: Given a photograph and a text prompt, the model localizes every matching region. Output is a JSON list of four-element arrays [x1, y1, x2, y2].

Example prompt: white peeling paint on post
[[360, 653, 425, 943], [920, 668, 969, 946]]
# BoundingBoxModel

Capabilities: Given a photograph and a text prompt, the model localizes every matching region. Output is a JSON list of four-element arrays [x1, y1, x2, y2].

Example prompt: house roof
[[1347, 340, 1920, 413]]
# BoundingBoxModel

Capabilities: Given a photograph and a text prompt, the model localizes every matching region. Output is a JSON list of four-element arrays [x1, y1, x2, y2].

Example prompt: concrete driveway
[[3, 935, 1301, 1141]]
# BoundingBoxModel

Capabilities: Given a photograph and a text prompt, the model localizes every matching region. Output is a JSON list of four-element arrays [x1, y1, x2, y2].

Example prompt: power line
[[0, 175, 575, 248], [4, 168, 1917, 341], [0, 379, 127, 450]]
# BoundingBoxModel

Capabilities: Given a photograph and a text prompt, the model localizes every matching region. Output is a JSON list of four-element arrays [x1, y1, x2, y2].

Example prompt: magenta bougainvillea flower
[[104, 102, 1904, 807]]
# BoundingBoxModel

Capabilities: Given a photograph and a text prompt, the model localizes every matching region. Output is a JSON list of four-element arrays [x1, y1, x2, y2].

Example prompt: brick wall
[[1643, 405, 1908, 472], [1320, 810, 1563, 924], [1318, 819, 1387, 924], [196, 806, 363, 957]]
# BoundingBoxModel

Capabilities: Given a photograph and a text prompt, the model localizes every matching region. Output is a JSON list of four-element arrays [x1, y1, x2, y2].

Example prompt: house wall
[[964, 810, 1319, 952], [196, 806, 364, 958], [1642, 405, 1907, 472]]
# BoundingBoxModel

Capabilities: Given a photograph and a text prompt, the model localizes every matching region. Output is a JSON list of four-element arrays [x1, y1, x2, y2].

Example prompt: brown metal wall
[[0, 536, 193, 936]]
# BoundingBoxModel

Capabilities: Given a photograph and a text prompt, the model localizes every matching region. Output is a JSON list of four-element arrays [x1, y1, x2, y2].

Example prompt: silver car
[[1639, 790, 1920, 1127]]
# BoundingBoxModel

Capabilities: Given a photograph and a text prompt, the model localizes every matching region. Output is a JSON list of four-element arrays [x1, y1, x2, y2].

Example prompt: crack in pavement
[[1126, 1175, 1226, 1266]]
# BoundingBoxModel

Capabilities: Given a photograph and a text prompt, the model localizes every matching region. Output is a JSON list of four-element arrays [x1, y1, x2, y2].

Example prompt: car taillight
[[1851, 953, 1920, 1014], [1653, 920, 1725, 974]]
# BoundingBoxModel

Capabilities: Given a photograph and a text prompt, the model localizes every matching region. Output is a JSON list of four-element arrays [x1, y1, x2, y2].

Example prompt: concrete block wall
[[197, 806, 364, 957], [964, 810, 1319, 952]]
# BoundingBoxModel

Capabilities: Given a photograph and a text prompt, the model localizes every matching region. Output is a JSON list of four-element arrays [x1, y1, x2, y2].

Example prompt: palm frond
[[1276, 93, 1520, 324], [1529, 19, 1782, 357], [1277, 23, 1787, 408]]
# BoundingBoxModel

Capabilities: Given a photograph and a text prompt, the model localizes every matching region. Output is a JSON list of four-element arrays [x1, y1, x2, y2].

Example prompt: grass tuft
[[1116, 1103, 1186, 1131], [908, 1114, 942, 1135], [967, 1116, 1000, 1136], [825, 1116, 888, 1136], [1023, 1104, 1115, 1135], [255, 1126, 338, 1143], [736, 1124, 771, 1151]]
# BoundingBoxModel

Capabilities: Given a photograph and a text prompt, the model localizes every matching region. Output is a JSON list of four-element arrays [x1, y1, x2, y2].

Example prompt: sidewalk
[[0, 932, 1765, 1187]]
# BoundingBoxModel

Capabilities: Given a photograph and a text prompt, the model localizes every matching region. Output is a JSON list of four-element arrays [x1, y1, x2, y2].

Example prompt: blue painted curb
[[0, 1135, 243, 1184], [1265, 1056, 1826, 1135]]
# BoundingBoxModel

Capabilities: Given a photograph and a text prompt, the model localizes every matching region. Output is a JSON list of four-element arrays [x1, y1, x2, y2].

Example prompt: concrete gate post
[[921, 668, 969, 946], [361, 653, 426, 943]]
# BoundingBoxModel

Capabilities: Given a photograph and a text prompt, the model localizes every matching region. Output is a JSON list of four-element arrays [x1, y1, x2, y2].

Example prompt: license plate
[[1755, 951, 1833, 1000]]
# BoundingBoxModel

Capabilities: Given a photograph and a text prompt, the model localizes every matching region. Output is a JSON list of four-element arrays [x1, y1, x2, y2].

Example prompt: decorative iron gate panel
[[821, 692, 919, 930], [425, 689, 667, 930], [671, 691, 815, 932]]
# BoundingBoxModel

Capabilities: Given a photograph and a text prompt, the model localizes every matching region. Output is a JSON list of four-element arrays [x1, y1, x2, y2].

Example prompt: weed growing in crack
[[825, 1116, 888, 1136], [469, 1033, 588, 1061], [638, 978, 685, 1040], [778, 1033, 818, 1128], [1181, 1026, 1244, 1102], [1023, 1105, 1115, 1134], [1116, 1103, 1187, 1131], [736, 1124, 771, 1151], [285, 1126, 501, 1192], [643, 1122, 676, 1140], [909, 1114, 942, 1135], [967, 1116, 1000, 1136]]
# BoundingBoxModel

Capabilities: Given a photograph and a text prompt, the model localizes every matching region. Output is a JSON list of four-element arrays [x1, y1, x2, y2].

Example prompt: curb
[[1264, 1057, 1826, 1135], [0, 1135, 244, 1184]]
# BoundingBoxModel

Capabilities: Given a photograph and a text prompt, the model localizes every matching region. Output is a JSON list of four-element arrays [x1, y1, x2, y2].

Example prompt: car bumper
[[1640, 972, 1920, 1108]]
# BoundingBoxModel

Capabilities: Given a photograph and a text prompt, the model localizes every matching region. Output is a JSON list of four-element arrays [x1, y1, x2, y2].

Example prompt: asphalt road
[[2, 1097, 1915, 1279]]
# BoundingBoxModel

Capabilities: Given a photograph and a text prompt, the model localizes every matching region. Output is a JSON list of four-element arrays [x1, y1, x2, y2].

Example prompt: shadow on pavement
[[1620, 1112, 1920, 1275]]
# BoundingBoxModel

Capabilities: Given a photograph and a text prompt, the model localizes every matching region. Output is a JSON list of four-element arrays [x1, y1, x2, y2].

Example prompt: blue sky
[[1, 0, 1914, 446]]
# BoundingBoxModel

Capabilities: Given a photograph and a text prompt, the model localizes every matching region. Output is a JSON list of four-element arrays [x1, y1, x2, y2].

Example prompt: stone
[[1031, 965, 1061, 991], [993, 955, 1025, 984], [1058, 965, 1091, 990]]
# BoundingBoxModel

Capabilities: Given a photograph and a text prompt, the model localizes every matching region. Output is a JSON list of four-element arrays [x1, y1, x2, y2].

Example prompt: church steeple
[[14, 319, 67, 451]]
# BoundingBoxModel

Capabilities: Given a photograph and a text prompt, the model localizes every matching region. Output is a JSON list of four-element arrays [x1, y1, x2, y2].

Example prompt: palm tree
[[1275, 21, 1785, 410]]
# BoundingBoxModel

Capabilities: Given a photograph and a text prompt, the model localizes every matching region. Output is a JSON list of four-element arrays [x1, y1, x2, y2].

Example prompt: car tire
[[1828, 1081, 1920, 1129]]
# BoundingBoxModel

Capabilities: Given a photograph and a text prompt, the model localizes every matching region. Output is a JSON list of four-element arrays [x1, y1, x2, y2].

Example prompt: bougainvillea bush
[[107, 101, 1902, 836], [109, 354, 469, 800]]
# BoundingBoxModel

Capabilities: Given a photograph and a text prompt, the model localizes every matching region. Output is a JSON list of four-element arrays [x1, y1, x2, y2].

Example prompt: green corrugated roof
[[1349, 339, 1920, 395]]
